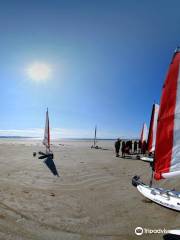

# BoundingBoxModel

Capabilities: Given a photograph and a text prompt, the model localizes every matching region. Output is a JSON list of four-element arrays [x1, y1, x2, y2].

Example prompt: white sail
[[43, 109, 50, 151], [147, 104, 159, 153], [140, 123, 148, 143]]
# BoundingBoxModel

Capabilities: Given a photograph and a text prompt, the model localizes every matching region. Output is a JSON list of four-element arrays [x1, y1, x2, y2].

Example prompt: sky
[[0, 0, 180, 139]]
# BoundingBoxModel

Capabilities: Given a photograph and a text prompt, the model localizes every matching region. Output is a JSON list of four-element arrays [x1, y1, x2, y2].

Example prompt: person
[[134, 141, 137, 153], [121, 141, 126, 158], [142, 141, 147, 154], [138, 140, 142, 153], [129, 140, 132, 154], [115, 138, 121, 157], [124, 142, 129, 155]]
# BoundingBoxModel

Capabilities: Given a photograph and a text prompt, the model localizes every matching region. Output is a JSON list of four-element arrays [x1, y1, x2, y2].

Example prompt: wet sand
[[0, 139, 179, 240]]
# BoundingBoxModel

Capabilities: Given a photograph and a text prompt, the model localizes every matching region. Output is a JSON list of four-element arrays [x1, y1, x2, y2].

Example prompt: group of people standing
[[114, 139, 147, 157]]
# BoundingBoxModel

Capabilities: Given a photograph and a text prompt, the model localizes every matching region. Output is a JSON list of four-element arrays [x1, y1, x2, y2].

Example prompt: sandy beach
[[0, 139, 179, 240]]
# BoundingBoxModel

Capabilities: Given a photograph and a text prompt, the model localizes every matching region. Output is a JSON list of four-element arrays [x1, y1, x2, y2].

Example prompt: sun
[[26, 62, 52, 82]]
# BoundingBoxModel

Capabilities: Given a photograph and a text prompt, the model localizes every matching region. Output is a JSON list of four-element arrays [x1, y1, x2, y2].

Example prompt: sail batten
[[162, 170, 180, 178], [154, 49, 180, 180]]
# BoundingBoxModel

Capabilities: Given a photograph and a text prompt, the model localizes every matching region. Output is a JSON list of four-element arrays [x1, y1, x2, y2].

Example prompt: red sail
[[154, 49, 180, 180]]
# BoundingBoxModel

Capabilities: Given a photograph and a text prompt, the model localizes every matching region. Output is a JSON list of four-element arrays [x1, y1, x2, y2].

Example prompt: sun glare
[[26, 62, 52, 82]]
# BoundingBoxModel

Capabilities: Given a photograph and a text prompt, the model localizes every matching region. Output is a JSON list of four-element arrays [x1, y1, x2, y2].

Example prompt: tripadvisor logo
[[135, 227, 143, 236], [135, 227, 168, 235]]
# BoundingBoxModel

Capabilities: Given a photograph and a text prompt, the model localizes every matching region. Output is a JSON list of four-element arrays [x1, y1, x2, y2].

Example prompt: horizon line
[[0, 135, 139, 140]]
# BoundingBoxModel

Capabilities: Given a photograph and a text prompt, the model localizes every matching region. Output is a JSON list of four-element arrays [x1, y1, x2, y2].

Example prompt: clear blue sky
[[0, 0, 179, 138]]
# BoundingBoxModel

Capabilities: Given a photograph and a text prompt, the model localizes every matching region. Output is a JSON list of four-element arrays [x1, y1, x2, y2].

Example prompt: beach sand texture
[[0, 139, 179, 240]]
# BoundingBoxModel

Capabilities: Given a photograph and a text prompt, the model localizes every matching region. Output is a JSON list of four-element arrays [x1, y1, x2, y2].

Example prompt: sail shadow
[[44, 156, 59, 177]]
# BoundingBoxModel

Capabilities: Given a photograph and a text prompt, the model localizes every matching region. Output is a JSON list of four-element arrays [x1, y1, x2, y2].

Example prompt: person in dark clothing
[[129, 140, 132, 153], [121, 141, 126, 158], [115, 138, 121, 157], [142, 141, 147, 154], [138, 140, 142, 153], [125, 141, 128, 154], [134, 141, 137, 153], [125, 141, 129, 148]]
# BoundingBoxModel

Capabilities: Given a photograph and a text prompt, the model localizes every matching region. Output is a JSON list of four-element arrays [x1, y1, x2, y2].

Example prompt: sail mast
[[94, 126, 97, 147], [47, 108, 50, 152]]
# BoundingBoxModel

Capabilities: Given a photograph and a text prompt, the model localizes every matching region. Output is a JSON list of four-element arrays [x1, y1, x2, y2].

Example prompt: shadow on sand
[[116, 155, 140, 160], [91, 146, 112, 151], [163, 234, 180, 240]]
